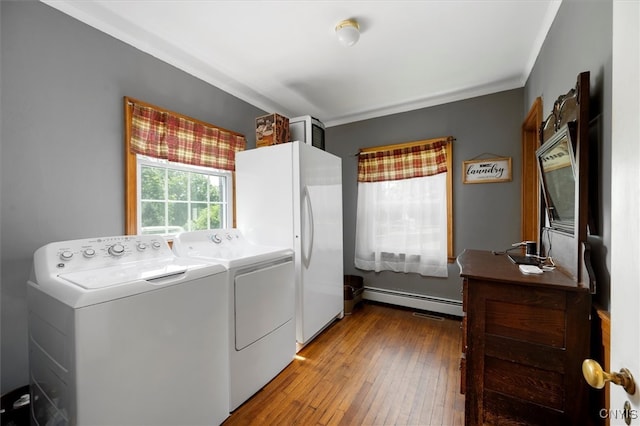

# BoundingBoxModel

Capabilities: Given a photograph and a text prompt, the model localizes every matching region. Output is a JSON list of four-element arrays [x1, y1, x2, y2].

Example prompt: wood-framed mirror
[[538, 71, 595, 292]]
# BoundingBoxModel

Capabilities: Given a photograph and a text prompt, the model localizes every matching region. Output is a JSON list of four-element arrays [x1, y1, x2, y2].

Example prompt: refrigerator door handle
[[302, 186, 314, 268]]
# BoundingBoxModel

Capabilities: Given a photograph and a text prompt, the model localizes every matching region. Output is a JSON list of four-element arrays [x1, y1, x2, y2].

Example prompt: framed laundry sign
[[463, 157, 512, 184]]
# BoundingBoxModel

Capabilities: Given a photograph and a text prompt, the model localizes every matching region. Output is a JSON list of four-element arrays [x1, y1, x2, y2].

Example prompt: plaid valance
[[358, 140, 448, 182], [130, 103, 246, 171]]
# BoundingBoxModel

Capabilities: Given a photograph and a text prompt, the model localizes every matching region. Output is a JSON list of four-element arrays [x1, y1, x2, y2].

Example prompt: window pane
[[209, 175, 224, 202], [142, 228, 168, 235], [141, 201, 165, 231], [141, 166, 165, 200], [168, 170, 188, 201], [190, 203, 209, 230], [168, 202, 188, 231], [209, 204, 223, 229], [191, 174, 209, 202]]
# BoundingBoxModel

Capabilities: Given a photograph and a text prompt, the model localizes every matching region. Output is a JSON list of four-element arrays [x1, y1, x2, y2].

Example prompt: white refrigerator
[[236, 141, 344, 347]]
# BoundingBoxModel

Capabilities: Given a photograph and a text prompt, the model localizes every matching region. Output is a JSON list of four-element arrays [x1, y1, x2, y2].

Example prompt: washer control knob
[[211, 234, 222, 244], [60, 250, 74, 261], [83, 249, 96, 258], [137, 243, 147, 251], [151, 241, 162, 250], [108, 243, 125, 257]]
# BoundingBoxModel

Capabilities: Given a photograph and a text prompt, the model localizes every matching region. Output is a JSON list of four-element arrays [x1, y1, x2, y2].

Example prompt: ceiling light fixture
[[335, 19, 360, 47]]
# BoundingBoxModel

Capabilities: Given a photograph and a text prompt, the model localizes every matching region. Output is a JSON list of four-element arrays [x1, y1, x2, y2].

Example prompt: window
[[124, 97, 245, 237], [354, 138, 453, 277], [137, 156, 232, 237]]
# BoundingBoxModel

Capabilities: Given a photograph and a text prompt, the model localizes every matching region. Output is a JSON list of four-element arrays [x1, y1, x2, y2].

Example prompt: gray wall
[[0, 1, 265, 394], [524, 0, 612, 309], [327, 88, 524, 302]]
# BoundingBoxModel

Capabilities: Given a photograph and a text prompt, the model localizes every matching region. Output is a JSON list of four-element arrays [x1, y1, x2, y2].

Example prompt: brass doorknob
[[582, 359, 636, 395]]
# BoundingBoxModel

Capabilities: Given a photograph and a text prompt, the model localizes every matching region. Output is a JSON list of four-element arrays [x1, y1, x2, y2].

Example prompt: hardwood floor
[[223, 302, 465, 425]]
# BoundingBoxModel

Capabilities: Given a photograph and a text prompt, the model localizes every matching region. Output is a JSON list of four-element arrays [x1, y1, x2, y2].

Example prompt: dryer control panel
[[208, 229, 243, 246], [172, 229, 293, 268], [173, 229, 244, 257]]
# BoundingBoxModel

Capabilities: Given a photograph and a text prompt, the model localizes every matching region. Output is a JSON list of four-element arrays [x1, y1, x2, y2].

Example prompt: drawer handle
[[582, 359, 636, 395]]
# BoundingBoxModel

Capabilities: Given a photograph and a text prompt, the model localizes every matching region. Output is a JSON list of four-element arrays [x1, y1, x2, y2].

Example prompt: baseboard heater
[[363, 286, 463, 317]]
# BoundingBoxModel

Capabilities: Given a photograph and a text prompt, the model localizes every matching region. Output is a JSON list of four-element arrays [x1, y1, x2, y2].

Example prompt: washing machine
[[27, 235, 230, 426], [172, 229, 295, 411]]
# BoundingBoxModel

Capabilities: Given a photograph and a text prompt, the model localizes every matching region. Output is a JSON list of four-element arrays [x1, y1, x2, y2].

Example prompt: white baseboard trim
[[363, 286, 463, 317]]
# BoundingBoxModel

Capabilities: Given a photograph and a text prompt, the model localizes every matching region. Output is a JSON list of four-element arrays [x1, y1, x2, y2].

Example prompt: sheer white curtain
[[354, 173, 448, 277], [354, 141, 450, 277]]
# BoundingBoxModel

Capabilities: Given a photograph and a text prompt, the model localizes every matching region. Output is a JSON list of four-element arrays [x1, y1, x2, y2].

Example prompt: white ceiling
[[41, 0, 561, 127]]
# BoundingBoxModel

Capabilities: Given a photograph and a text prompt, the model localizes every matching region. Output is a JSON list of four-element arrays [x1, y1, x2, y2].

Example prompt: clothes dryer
[[27, 235, 229, 425], [172, 229, 295, 411]]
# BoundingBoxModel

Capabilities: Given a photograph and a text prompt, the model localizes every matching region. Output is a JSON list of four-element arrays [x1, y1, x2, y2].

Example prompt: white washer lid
[[30, 258, 225, 308], [29, 235, 227, 308], [59, 259, 189, 289]]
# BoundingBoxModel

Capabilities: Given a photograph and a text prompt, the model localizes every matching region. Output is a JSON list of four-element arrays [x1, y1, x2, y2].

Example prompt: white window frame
[[135, 154, 233, 237]]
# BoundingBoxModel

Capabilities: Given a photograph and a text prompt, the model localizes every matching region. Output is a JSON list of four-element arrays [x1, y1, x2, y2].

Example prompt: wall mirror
[[537, 71, 595, 291], [537, 124, 576, 234]]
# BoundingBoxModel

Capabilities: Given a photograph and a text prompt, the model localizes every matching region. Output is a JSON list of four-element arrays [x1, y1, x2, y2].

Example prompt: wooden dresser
[[458, 249, 591, 425]]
